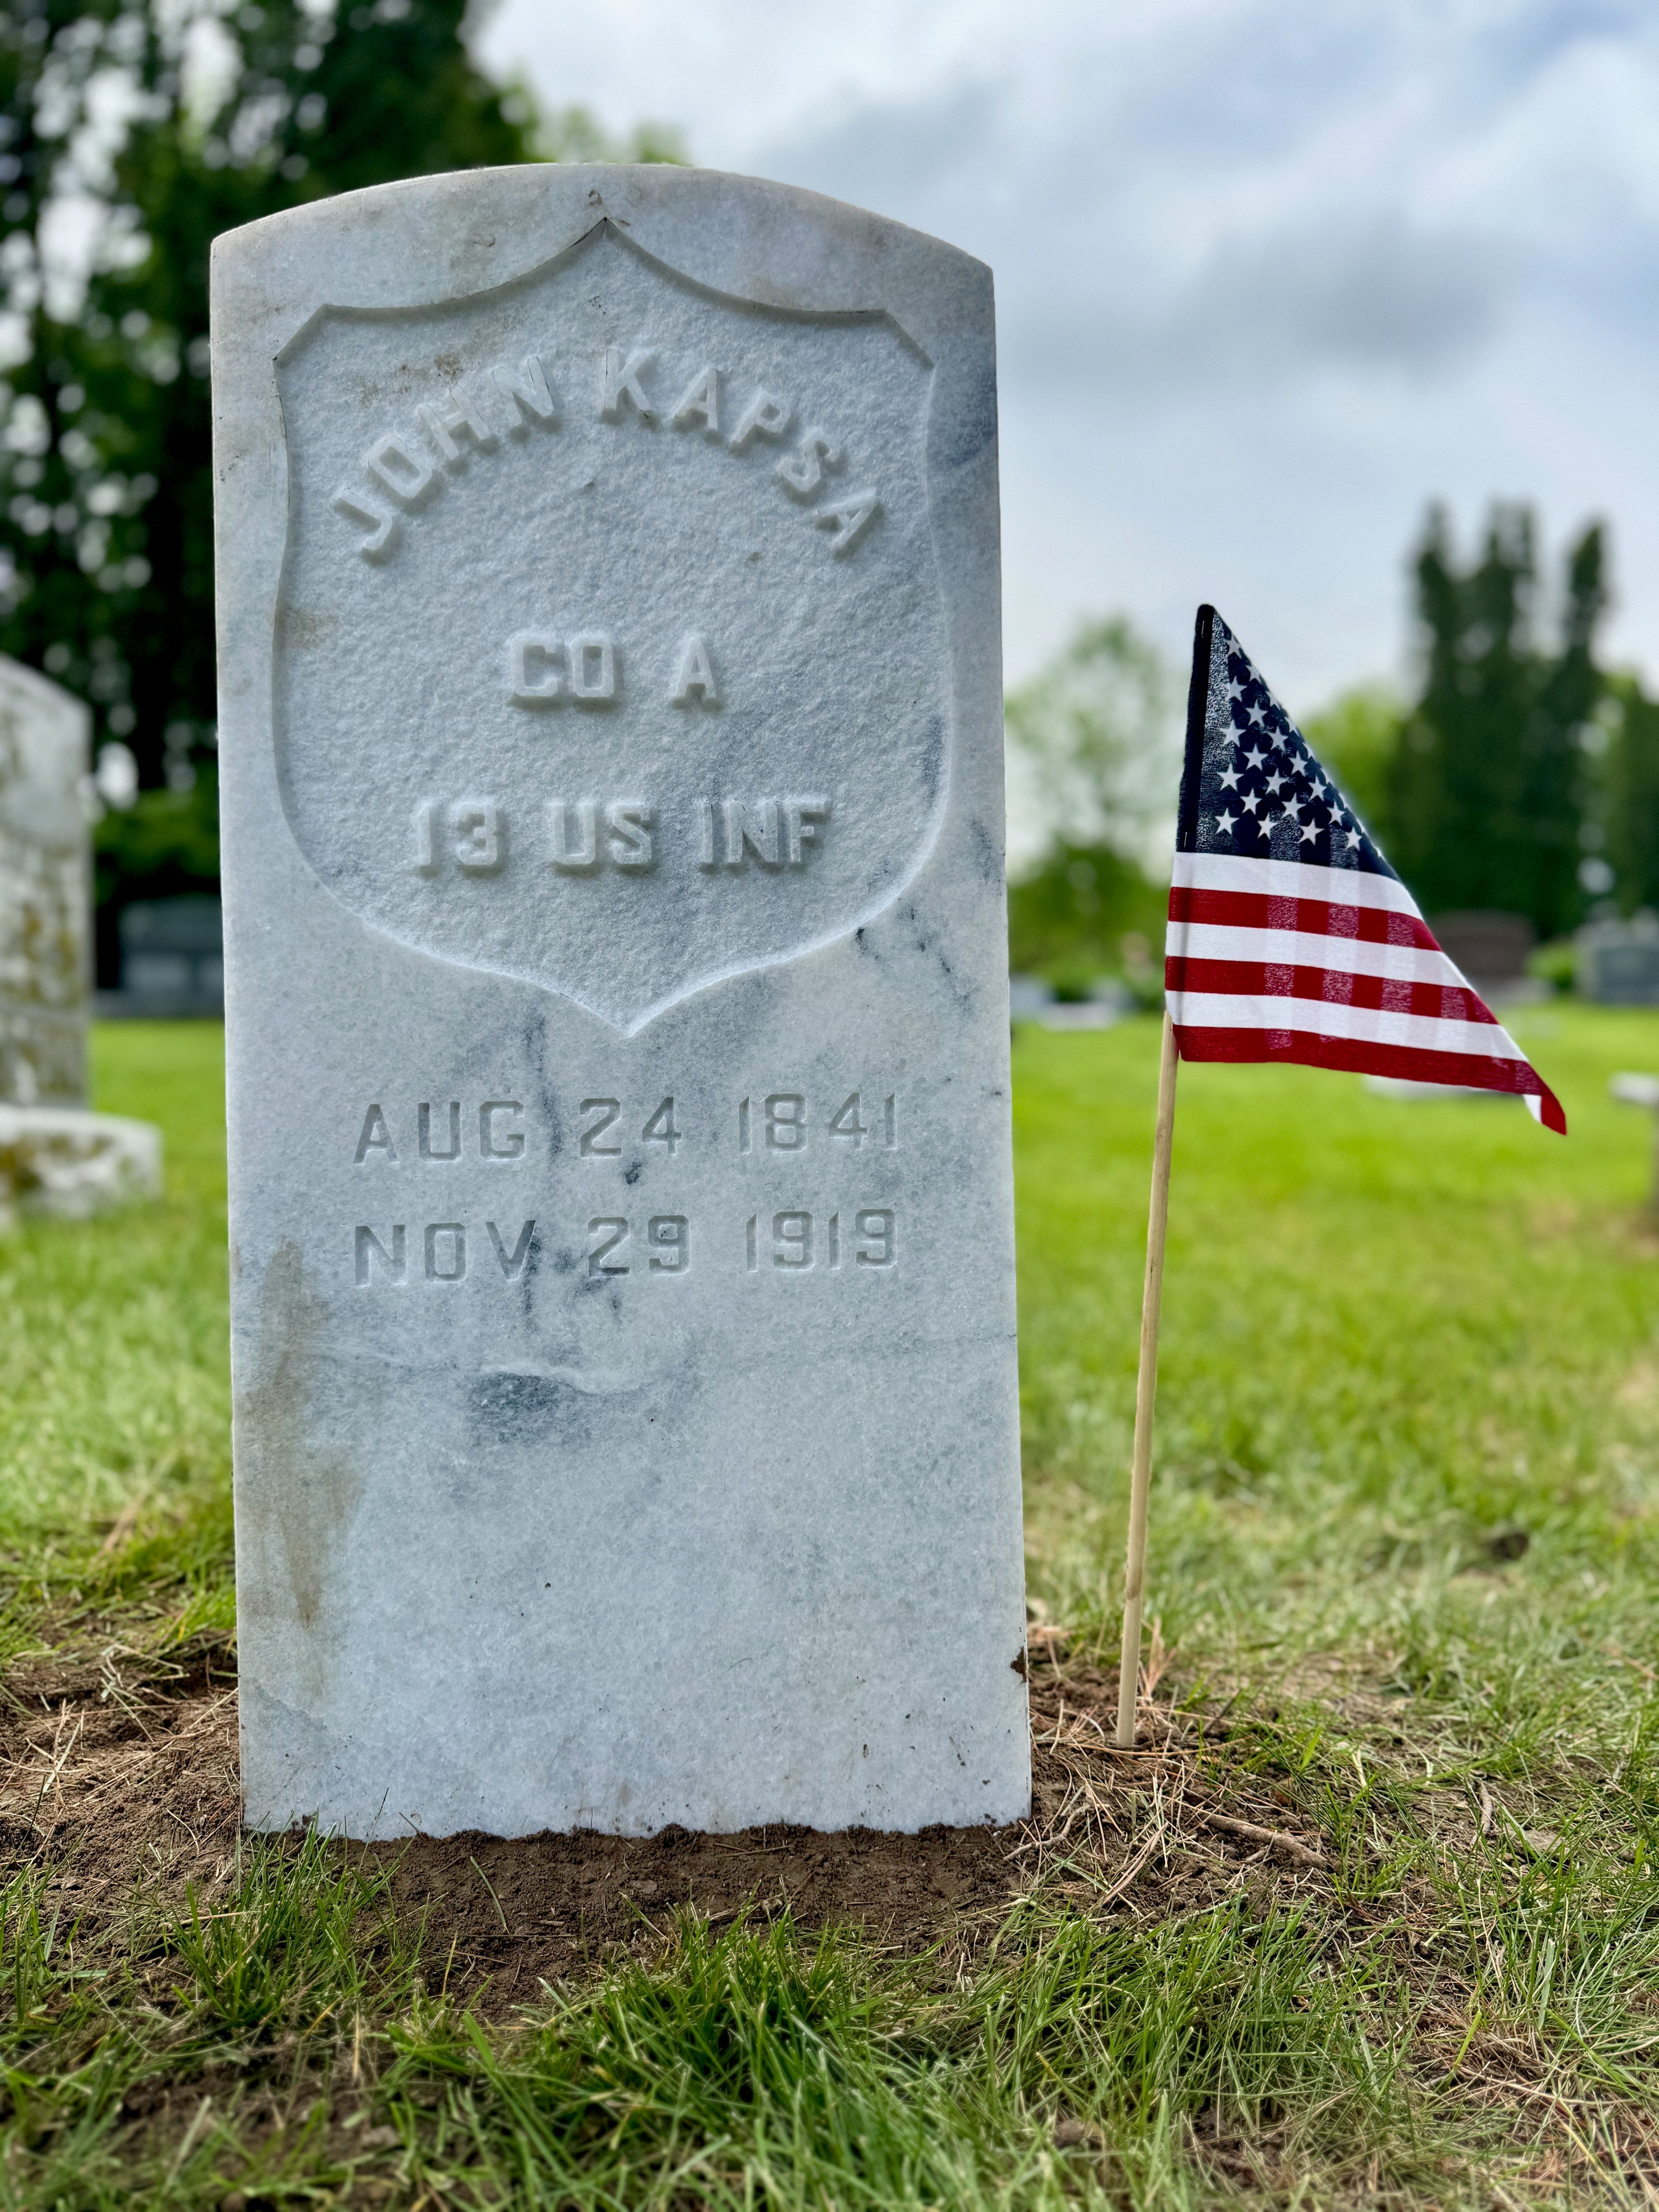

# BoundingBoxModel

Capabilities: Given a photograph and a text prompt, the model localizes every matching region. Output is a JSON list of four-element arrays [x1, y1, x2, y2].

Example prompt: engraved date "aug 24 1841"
[[353, 1090, 899, 1164]]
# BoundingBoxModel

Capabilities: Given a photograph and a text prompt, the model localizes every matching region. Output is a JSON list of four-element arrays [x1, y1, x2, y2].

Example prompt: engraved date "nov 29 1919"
[[352, 1207, 898, 1285]]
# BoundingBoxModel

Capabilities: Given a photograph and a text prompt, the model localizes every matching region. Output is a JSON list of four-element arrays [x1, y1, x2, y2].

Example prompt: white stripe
[[1170, 989, 1530, 1061], [1173, 849, 1426, 919], [1168, 919, 1476, 990]]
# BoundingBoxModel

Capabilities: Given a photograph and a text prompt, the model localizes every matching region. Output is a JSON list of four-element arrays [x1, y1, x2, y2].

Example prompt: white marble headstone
[[0, 655, 90, 1105], [213, 167, 1027, 1839]]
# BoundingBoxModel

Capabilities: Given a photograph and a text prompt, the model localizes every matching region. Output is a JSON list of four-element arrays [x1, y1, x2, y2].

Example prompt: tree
[[1005, 615, 1176, 864], [1386, 503, 1606, 937], [1003, 614, 1176, 984], [1602, 674, 1659, 914], [1005, 842, 1167, 989], [1300, 684, 1405, 848]]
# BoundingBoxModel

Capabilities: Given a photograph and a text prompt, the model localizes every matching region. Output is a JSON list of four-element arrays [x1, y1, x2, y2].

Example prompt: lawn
[[4, 1005, 1659, 2207]]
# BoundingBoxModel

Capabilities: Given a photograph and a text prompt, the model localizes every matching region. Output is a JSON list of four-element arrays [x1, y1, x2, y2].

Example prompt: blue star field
[[1177, 608, 1396, 880]]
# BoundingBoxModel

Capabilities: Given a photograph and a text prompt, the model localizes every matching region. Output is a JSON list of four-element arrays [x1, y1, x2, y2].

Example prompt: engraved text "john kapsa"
[[410, 797, 831, 876], [329, 347, 881, 566]]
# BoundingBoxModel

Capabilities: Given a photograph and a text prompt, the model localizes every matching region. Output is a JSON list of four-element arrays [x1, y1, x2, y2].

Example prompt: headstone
[[1008, 975, 1054, 1022], [113, 896, 225, 1016], [0, 655, 91, 1103], [0, 656, 163, 1219], [1426, 911, 1535, 999], [1580, 915, 1659, 1005], [0, 1104, 161, 1224], [213, 167, 1028, 1839]]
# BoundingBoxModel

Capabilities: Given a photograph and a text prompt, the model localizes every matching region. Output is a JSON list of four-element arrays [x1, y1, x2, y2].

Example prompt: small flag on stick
[[1114, 606, 1565, 1748], [1168, 606, 1566, 1127]]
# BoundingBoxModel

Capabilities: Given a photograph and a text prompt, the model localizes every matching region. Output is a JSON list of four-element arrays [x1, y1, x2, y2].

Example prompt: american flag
[[1165, 606, 1566, 1133]]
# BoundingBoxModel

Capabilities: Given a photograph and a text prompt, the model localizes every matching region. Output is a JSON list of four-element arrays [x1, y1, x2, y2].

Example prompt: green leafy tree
[[1300, 684, 1405, 848], [1387, 503, 1606, 936], [1006, 614, 1175, 861], [1005, 842, 1167, 989], [1004, 614, 1175, 984]]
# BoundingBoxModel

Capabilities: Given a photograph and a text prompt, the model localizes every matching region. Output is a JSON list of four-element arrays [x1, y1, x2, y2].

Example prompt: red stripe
[[1168, 883, 1439, 950], [1172, 1024, 1568, 1134], [1166, 955, 1500, 1025]]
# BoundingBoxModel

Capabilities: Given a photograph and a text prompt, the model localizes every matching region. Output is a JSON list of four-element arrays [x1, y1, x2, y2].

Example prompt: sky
[[477, 0, 1659, 725]]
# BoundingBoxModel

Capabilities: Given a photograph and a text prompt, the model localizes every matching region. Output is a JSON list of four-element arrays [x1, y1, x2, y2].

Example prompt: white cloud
[[480, 0, 1659, 711]]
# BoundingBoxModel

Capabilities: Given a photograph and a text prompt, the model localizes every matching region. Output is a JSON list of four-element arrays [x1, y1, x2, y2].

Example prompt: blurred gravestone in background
[[0, 0, 677, 975], [108, 897, 223, 1018], [0, 654, 89, 1102], [1579, 915, 1659, 1005], [0, 655, 158, 1216], [1425, 912, 1538, 1003]]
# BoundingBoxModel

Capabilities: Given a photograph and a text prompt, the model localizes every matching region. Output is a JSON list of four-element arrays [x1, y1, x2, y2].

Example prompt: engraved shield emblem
[[272, 223, 948, 1032]]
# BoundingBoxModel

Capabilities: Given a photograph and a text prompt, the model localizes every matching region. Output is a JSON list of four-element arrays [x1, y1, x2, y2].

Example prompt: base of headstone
[[0, 1106, 162, 1224]]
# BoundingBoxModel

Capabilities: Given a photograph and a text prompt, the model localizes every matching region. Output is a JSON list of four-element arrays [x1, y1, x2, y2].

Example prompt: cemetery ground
[[2, 1012, 1659, 2208]]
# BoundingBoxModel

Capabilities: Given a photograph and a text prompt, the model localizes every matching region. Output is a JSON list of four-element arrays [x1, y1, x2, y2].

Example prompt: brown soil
[[0, 1628, 1333, 2006]]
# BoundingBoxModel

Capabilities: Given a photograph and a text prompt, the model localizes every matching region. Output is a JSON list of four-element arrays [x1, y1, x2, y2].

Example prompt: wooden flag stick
[[1115, 1009, 1180, 1749]]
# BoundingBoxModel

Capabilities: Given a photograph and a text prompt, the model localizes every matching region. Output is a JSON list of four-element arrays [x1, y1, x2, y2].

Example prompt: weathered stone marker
[[0, 654, 160, 1221], [0, 654, 91, 1106], [213, 167, 1026, 1838]]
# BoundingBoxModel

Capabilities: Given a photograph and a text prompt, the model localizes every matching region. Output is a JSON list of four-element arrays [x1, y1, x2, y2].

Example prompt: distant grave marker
[[213, 168, 1028, 1838], [1580, 917, 1659, 1005], [1426, 911, 1535, 1000], [0, 656, 161, 1219], [0, 655, 91, 1104]]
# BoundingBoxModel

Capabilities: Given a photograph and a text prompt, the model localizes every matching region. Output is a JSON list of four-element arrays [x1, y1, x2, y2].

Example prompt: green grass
[[0, 1024, 232, 1664], [1018, 1005, 1659, 1763], [5, 1006, 1659, 2205]]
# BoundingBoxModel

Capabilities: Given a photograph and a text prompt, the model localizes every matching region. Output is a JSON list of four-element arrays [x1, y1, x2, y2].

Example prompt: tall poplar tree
[[1387, 503, 1606, 938], [1604, 675, 1659, 914]]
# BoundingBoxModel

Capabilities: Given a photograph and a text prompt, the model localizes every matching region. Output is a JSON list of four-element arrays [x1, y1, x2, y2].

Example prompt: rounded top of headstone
[[210, 163, 992, 321], [0, 653, 91, 850]]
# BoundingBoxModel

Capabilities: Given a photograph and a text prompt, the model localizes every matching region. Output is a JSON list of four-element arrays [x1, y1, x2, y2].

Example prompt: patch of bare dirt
[[0, 1629, 1337, 2005]]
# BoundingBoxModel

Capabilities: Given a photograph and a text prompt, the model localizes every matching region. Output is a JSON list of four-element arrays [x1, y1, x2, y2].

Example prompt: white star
[[1264, 771, 1286, 794], [1218, 763, 1242, 790], [1344, 828, 1360, 849], [1299, 817, 1318, 843], [1225, 676, 1246, 702], [1241, 791, 1262, 814], [1243, 746, 1267, 770], [1247, 706, 1266, 729], [1213, 809, 1237, 836]]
